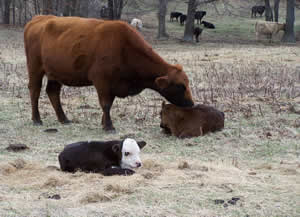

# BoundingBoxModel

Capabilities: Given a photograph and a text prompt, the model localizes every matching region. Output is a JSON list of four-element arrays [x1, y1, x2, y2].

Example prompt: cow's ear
[[112, 143, 121, 153], [174, 64, 183, 71], [137, 141, 147, 149], [155, 76, 169, 89]]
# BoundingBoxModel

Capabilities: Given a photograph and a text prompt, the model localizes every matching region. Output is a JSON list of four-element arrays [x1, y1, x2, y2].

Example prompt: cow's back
[[24, 15, 56, 63]]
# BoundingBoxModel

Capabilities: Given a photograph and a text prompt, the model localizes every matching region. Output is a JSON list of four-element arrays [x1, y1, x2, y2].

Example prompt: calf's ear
[[155, 76, 169, 89], [137, 141, 147, 149], [112, 143, 121, 153]]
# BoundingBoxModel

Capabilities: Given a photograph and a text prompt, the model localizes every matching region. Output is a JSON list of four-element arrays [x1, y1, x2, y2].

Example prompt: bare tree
[[274, 0, 280, 22], [183, 0, 197, 42], [108, 0, 123, 20], [80, 0, 89, 17], [12, 0, 15, 24], [265, 0, 273, 21], [281, 0, 296, 43], [63, 0, 77, 16], [157, 0, 168, 39], [43, 0, 53, 14], [33, 0, 41, 15], [3, 0, 11, 24]]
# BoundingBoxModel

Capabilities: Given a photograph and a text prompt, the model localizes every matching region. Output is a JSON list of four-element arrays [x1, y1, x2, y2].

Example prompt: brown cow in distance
[[24, 15, 194, 131], [160, 102, 224, 138]]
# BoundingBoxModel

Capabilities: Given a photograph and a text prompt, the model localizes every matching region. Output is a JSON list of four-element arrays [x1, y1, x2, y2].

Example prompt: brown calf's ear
[[137, 141, 147, 149], [155, 76, 169, 89], [162, 101, 166, 107], [112, 143, 121, 153]]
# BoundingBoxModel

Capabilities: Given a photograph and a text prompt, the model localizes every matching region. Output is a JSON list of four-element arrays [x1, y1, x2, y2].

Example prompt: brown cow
[[24, 15, 194, 131], [160, 102, 224, 138]]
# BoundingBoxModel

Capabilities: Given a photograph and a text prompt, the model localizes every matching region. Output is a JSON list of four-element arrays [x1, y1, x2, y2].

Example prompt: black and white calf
[[58, 138, 147, 176]]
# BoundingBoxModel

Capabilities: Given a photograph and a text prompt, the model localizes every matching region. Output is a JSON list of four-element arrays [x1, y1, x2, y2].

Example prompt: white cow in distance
[[131, 18, 143, 31]]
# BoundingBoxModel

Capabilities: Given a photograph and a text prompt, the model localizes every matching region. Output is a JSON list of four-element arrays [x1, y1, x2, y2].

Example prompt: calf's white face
[[120, 138, 142, 169]]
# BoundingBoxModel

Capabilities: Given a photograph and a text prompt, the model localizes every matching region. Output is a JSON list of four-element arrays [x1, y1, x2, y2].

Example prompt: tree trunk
[[108, 0, 114, 19], [183, 0, 196, 42], [265, 0, 273, 21], [108, 0, 123, 20], [70, 0, 77, 16], [12, 0, 15, 24], [18, 0, 22, 24], [3, 0, 11, 24], [55, 0, 60, 15], [24, 0, 27, 23], [36, 0, 41, 14], [274, 0, 280, 22], [34, 0, 37, 14], [63, 0, 71, 16], [43, 0, 53, 14], [80, 0, 89, 17], [281, 0, 296, 43], [157, 0, 168, 39], [115, 0, 123, 19]]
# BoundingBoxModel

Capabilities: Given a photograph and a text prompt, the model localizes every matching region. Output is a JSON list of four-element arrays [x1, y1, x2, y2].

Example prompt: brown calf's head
[[160, 102, 184, 134], [160, 102, 172, 134], [155, 64, 194, 107]]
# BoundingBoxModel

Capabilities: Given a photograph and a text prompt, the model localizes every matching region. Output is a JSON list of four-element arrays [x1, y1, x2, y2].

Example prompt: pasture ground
[[0, 2, 300, 216]]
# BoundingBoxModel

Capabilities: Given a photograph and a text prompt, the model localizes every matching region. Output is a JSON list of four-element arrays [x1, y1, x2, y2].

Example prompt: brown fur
[[160, 102, 224, 138], [24, 15, 194, 131]]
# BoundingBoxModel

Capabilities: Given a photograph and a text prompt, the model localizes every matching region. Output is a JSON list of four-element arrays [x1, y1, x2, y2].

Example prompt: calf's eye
[[125, 152, 130, 156]]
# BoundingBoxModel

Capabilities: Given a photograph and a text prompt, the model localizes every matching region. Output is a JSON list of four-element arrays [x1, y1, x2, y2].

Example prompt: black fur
[[195, 11, 206, 24], [194, 27, 203, 42], [201, 21, 215, 29], [251, 6, 265, 18], [170, 11, 183, 22], [159, 83, 193, 107], [180, 14, 187, 26]]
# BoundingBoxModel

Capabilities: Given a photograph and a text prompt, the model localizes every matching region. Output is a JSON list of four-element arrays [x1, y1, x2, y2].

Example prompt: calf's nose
[[136, 162, 142, 168]]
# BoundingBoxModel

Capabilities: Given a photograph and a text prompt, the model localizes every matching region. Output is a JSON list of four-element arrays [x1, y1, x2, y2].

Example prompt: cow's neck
[[127, 47, 171, 88]]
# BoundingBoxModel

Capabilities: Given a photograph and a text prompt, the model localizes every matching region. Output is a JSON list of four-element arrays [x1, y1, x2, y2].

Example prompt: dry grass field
[[1, 2, 300, 217]]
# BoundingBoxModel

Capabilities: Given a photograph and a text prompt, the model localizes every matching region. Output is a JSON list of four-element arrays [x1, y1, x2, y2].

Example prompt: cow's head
[[155, 64, 194, 107], [112, 138, 147, 169]]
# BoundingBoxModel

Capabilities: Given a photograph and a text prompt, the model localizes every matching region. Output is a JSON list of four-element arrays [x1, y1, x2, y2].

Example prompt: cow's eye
[[125, 152, 130, 156]]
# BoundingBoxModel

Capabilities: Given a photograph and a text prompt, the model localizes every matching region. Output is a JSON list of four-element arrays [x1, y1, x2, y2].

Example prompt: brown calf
[[160, 102, 224, 138]]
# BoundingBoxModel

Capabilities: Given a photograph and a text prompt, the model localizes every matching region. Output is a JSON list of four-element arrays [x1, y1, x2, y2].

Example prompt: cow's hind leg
[[28, 70, 44, 125], [46, 80, 70, 124]]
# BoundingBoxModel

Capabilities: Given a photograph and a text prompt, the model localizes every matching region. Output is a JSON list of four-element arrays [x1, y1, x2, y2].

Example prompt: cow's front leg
[[96, 90, 115, 131], [101, 167, 135, 176]]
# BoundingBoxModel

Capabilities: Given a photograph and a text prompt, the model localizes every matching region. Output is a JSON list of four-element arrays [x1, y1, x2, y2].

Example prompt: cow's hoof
[[61, 119, 71, 125], [103, 126, 116, 133], [33, 120, 43, 126]]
